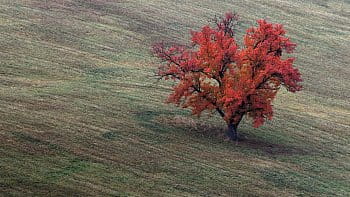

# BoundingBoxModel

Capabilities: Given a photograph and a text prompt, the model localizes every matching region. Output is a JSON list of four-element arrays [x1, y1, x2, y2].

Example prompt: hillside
[[0, 0, 349, 196]]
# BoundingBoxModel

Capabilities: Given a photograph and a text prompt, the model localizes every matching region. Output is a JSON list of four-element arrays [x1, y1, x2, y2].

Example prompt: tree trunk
[[227, 123, 238, 141], [227, 115, 243, 141]]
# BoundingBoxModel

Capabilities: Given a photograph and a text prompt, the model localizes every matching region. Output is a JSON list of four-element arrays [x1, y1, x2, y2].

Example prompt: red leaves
[[153, 13, 302, 128]]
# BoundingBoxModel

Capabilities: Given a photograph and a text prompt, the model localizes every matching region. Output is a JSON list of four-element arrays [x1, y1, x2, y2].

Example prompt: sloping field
[[0, 0, 349, 196]]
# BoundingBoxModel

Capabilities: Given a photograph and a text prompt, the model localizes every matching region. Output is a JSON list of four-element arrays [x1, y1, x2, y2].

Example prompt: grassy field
[[0, 0, 349, 196]]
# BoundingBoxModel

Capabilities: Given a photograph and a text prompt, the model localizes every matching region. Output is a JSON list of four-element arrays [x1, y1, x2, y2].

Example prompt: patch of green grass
[[101, 131, 120, 140], [262, 169, 349, 196], [47, 159, 91, 181]]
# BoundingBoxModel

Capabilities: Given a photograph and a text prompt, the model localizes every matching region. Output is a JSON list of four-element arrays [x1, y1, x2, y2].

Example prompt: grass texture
[[0, 0, 349, 196]]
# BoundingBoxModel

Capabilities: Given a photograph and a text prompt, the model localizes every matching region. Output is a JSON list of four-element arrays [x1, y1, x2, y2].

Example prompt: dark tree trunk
[[226, 115, 243, 141], [227, 123, 238, 141]]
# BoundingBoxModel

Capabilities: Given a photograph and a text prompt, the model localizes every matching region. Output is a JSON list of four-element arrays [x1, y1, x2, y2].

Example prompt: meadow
[[0, 0, 349, 196]]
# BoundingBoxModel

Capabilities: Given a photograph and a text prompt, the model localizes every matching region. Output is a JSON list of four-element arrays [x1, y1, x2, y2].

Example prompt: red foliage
[[153, 13, 302, 128]]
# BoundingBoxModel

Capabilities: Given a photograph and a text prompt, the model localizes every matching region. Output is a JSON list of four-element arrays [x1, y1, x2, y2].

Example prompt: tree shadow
[[236, 135, 309, 156], [156, 115, 309, 156]]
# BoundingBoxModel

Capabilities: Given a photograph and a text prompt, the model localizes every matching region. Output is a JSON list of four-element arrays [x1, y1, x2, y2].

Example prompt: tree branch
[[191, 84, 225, 118]]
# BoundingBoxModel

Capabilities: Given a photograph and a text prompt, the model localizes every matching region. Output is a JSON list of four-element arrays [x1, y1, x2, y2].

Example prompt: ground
[[0, 0, 349, 196]]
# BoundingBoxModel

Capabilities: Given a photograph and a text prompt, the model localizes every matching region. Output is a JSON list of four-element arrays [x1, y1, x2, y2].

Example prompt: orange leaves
[[153, 13, 302, 128]]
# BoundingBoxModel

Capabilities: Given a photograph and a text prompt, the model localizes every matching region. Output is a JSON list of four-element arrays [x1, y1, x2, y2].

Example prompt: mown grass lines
[[0, 0, 349, 196]]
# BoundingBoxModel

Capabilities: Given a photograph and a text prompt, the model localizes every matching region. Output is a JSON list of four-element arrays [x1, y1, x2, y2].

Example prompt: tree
[[152, 13, 302, 141]]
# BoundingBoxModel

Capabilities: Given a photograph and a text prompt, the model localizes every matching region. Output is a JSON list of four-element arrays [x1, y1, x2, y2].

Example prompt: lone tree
[[152, 13, 302, 140]]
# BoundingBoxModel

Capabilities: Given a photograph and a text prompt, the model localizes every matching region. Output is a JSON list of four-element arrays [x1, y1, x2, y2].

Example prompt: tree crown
[[153, 13, 302, 127]]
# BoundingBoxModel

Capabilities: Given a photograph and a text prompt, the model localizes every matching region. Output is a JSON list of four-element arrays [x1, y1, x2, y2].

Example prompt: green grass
[[0, 0, 349, 196]]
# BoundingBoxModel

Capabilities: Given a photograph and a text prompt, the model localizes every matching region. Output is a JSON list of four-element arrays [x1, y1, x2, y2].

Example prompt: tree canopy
[[153, 13, 302, 140]]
